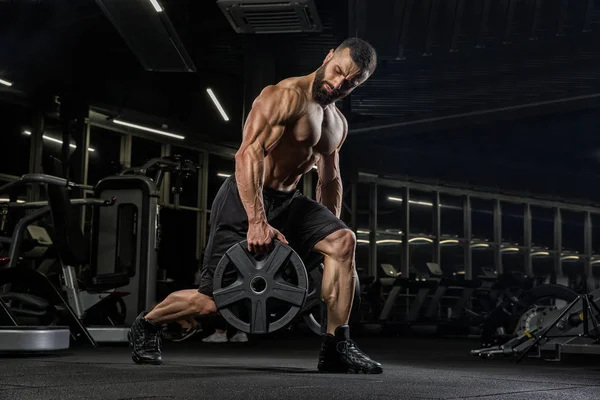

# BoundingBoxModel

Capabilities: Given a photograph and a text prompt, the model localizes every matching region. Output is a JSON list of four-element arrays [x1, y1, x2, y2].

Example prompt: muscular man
[[128, 37, 382, 374]]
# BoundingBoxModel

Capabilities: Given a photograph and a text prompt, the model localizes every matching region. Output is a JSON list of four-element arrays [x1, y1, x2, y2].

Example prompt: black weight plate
[[213, 240, 308, 334]]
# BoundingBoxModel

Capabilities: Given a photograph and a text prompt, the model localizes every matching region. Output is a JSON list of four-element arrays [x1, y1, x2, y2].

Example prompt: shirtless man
[[128, 37, 382, 374]]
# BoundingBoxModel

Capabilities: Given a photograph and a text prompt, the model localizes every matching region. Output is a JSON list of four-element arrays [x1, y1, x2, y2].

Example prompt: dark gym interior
[[2, 1, 600, 399]]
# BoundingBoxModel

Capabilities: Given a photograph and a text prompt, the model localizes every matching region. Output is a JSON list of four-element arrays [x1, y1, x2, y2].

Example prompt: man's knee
[[318, 229, 356, 262]]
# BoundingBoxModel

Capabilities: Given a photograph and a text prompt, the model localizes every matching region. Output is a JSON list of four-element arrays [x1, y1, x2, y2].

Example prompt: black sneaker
[[162, 322, 202, 342], [128, 312, 163, 365], [317, 325, 383, 374]]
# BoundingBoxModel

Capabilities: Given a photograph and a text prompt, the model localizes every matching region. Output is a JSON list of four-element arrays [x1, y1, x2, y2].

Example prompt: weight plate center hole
[[250, 276, 267, 295]]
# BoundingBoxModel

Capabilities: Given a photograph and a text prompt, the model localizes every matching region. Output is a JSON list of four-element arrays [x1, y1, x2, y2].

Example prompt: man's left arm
[[316, 110, 348, 218]]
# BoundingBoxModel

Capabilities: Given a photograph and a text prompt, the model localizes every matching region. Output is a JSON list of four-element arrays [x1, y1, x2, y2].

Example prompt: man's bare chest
[[290, 107, 345, 155]]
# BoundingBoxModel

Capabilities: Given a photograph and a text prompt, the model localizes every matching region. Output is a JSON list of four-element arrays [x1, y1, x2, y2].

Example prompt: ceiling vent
[[217, 0, 322, 34]]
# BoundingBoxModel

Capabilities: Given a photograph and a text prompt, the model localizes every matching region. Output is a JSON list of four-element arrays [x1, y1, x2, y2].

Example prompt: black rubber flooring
[[1, 335, 600, 400]]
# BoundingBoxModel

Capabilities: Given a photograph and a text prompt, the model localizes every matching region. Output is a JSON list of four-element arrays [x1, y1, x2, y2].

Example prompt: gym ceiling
[[2, 0, 600, 200]]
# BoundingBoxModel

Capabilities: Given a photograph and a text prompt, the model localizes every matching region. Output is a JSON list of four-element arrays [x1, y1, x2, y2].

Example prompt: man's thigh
[[198, 177, 248, 296], [197, 226, 246, 297], [276, 195, 349, 259]]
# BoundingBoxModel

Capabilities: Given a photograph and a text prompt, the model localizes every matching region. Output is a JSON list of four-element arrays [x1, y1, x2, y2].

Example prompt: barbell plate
[[213, 240, 308, 334], [226, 244, 259, 278], [251, 298, 268, 334], [271, 281, 306, 307], [212, 281, 246, 309], [262, 244, 293, 276]]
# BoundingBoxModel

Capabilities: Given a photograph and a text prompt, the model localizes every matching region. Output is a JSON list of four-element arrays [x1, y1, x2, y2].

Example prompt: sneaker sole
[[318, 364, 383, 374], [132, 353, 163, 365]]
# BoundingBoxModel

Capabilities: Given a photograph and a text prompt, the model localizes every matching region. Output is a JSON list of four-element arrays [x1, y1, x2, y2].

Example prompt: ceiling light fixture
[[440, 239, 459, 245], [561, 255, 581, 261], [113, 119, 185, 140], [206, 88, 230, 121], [23, 131, 96, 152], [148, 0, 163, 12], [531, 251, 550, 257], [0, 78, 12, 87], [409, 237, 434, 243], [217, 173, 231, 178], [0, 198, 25, 203], [388, 197, 435, 207], [377, 239, 403, 244]]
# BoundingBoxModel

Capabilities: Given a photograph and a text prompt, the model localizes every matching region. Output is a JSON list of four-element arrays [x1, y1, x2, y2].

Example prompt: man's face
[[312, 48, 371, 107]]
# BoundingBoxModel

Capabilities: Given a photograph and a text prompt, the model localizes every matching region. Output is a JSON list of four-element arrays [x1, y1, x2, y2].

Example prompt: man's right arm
[[234, 85, 305, 229]]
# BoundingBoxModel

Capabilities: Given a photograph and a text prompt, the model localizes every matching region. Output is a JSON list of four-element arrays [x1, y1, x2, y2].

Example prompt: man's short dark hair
[[336, 37, 377, 74]]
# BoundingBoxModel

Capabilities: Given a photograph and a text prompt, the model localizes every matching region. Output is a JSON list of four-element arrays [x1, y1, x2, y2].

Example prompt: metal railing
[[354, 172, 600, 285]]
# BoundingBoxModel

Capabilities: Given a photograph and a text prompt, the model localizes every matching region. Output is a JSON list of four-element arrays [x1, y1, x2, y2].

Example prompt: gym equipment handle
[[0, 173, 87, 195], [4, 197, 117, 209]]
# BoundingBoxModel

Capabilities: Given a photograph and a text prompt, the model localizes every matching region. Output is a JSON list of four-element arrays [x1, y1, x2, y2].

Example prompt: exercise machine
[[51, 155, 198, 342], [421, 265, 533, 336], [377, 263, 442, 334], [0, 155, 198, 347], [91, 155, 198, 326], [479, 282, 579, 348], [472, 285, 600, 362], [0, 173, 110, 352], [374, 261, 533, 337]]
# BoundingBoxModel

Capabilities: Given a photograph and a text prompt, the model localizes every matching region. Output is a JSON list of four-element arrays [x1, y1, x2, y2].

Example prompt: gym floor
[[1, 336, 599, 400]]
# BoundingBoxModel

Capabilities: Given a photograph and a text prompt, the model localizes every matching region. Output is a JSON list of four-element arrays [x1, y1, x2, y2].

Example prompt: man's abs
[[263, 145, 316, 191]]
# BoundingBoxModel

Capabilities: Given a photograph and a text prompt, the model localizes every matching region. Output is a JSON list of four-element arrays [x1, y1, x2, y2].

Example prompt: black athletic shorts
[[198, 175, 348, 297]]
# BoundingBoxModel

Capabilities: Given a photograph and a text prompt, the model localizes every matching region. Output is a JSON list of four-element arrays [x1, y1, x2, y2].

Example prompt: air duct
[[218, 0, 322, 34]]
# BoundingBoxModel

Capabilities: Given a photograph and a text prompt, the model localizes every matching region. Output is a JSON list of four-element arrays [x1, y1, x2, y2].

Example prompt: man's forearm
[[316, 177, 343, 218], [235, 146, 267, 225]]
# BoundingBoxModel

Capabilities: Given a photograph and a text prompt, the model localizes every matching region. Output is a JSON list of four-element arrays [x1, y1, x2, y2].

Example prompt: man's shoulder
[[262, 78, 306, 99], [260, 84, 303, 100], [257, 81, 307, 116]]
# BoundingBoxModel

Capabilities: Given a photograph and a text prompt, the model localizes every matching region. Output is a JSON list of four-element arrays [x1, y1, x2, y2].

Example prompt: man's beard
[[312, 64, 339, 106]]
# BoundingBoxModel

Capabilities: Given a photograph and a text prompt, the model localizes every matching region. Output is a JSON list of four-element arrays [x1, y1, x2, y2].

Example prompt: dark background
[[2, 0, 600, 283]]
